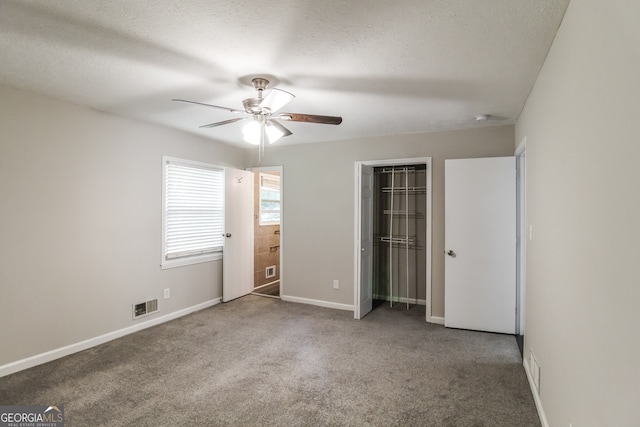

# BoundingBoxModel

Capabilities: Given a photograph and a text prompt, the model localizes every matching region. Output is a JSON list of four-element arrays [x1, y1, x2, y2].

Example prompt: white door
[[444, 157, 516, 334], [356, 164, 374, 319], [223, 168, 254, 302]]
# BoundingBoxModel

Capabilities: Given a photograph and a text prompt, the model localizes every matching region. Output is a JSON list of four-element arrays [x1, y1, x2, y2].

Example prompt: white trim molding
[[281, 295, 354, 312], [428, 316, 445, 325], [0, 298, 222, 378], [523, 357, 550, 427]]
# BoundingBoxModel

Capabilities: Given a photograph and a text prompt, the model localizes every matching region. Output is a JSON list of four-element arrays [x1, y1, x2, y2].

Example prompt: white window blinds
[[162, 157, 224, 267]]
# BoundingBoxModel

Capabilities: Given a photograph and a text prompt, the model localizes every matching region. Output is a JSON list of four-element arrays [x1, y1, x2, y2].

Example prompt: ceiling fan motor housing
[[242, 97, 264, 114], [243, 78, 272, 114]]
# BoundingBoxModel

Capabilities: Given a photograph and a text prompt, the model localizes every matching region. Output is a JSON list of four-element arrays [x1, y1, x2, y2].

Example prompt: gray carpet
[[0, 295, 540, 426]]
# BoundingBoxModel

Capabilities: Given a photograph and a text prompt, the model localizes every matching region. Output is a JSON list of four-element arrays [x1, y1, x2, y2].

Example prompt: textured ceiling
[[0, 0, 569, 147]]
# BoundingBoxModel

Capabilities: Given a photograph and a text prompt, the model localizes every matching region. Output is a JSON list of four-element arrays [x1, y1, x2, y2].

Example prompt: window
[[259, 173, 280, 226], [162, 156, 224, 269]]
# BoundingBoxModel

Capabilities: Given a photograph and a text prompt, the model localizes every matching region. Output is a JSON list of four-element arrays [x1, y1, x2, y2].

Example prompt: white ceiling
[[0, 0, 569, 147]]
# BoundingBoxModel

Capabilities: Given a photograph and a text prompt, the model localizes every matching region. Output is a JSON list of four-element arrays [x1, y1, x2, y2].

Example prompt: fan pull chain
[[259, 124, 266, 165]]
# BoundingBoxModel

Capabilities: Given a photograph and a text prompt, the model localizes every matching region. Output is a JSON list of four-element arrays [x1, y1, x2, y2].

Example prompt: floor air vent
[[133, 299, 158, 319]]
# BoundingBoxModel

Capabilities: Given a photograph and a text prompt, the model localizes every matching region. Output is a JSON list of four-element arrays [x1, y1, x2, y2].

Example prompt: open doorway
[[250, 166, 283, 298]]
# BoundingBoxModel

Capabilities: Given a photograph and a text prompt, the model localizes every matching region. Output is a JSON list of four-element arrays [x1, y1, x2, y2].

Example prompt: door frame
[[515, 138, 527, 338], [248, 165, 284, 298], [354, 157, 433, 321]]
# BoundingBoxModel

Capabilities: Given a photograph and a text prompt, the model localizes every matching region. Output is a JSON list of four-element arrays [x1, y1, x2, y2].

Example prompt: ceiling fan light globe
[[243, 135, 261, 145], [242, 121, 262, 145], [266, 123, 285, 144]]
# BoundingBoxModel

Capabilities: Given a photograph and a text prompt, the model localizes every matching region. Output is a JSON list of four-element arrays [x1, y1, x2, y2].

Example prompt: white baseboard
[[281, 295, 354, 312], [0, 298, 222, 378], [254, 280, 280, 291], [428, 316, 445, 325], [523, 357, 549, 427]]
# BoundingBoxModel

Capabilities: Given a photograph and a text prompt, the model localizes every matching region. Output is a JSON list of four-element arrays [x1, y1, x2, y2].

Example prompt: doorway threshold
[[252, 281, 280, 298]]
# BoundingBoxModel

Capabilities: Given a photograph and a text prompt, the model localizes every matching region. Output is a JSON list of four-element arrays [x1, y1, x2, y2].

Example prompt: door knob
[[447, 250, 456, 258], [225, 233, 232, 238]]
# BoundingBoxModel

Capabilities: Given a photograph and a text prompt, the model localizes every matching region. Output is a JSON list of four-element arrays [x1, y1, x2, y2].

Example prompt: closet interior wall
[[372, 165, 427, 307]]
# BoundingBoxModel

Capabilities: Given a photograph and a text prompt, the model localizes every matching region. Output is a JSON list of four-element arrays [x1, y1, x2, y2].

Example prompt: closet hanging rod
[[383, 209, 424, 217], [377, 167, 426, 174], [379, 236, 415, 244], [382, 186, 427, 193], [376, 241, 423, 250]]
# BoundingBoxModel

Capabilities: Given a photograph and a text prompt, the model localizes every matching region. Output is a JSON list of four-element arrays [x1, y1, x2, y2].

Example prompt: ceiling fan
[[172, 78, 342, 148]]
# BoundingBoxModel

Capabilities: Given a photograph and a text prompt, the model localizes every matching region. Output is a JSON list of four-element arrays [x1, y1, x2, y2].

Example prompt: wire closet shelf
[[378, 165, 426, 309]]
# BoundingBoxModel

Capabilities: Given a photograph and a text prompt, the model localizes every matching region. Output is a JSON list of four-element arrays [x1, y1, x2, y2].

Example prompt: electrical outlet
[[333, 280, 339, 289], [164, 288, 170, 299]]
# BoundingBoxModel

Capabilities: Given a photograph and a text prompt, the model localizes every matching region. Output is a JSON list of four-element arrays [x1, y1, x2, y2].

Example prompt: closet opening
[[354, 158, 433, 321], [372, 165, 427, 311]]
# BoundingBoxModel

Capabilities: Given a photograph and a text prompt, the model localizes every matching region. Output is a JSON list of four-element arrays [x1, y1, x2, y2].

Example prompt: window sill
[[161, 252, 223, 270]]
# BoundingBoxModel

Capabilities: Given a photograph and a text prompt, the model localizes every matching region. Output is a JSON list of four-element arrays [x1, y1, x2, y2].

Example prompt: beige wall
[[247, 126, 515, 316], [0, 84, 246, 367], [515, 0, 640, 425]]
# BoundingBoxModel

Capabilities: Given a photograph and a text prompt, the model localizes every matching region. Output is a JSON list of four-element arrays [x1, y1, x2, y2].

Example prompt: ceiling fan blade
[[172, 99, 246, 114], [259, 88, 295, 113], [275, 113, 343, 125], [267, 119, 293, 137], [199, 117, 248, 128]]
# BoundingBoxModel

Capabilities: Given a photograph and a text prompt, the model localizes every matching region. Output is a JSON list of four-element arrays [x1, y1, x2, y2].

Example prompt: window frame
[[161, 156, 224, 269]]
